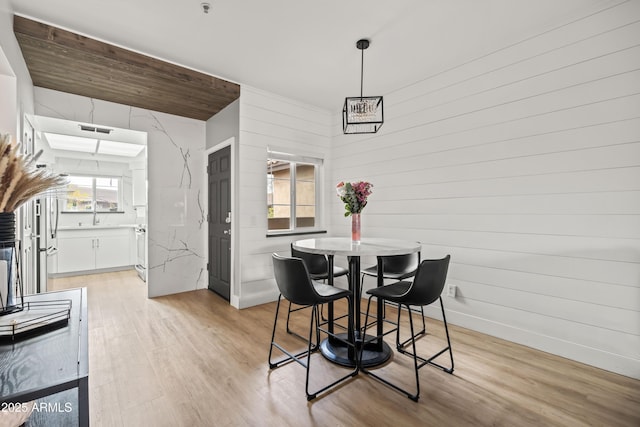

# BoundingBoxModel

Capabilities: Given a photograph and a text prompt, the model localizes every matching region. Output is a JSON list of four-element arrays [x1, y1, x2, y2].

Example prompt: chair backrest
[[290, 244, 328, 277], [272, 253, 319, 306], [403, 255, 450, 306], [381, 252, 420, 275]]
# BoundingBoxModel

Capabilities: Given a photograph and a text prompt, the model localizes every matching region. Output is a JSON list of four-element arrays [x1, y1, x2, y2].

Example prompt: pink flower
[[336, 180, 373, 216]]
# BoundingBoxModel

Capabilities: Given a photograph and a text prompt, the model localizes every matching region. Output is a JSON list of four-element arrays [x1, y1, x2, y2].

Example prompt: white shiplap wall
[[330, 1, 640, 378], [237, 86, 334, 308]]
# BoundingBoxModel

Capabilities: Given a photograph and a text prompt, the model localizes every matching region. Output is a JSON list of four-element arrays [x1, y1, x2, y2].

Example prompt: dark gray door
[[208, 146, 231, 300]]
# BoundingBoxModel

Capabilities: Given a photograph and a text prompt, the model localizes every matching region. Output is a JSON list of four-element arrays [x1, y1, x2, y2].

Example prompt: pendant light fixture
[[342, 39, 383, 134]]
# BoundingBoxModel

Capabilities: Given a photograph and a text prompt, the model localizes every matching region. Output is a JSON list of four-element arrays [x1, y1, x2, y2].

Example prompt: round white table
[[292, 237, 421, 367]]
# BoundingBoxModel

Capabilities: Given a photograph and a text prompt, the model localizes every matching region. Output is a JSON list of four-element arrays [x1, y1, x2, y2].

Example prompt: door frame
[[204, 137, 238, 308]]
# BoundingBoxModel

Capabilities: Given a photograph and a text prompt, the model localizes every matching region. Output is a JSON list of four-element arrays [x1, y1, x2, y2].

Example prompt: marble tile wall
[[34, 87, 206, 297]]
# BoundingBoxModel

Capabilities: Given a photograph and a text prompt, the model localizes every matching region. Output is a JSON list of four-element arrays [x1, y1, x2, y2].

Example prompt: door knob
[[224, 229, 231, 235]]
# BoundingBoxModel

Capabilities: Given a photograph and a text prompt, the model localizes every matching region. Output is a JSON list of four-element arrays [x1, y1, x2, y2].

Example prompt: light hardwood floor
[[49, 270, 639, 427]]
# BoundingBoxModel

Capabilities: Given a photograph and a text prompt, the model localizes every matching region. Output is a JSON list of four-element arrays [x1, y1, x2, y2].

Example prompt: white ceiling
[[9, 0, 609, 112], [31, 115, 147, 163], [32, 115, 147, 146]]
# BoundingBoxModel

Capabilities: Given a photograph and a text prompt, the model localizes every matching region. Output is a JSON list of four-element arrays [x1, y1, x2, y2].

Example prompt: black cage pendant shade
[[342, 39, 384, 134]]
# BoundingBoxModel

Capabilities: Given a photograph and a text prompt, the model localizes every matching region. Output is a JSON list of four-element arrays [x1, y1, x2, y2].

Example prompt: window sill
[[266, 230, 327, 238], [61, 211, 125, 214]]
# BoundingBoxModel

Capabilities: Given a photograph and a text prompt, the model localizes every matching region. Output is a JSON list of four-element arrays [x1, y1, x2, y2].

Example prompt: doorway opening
[[26, 115, 147, 293]]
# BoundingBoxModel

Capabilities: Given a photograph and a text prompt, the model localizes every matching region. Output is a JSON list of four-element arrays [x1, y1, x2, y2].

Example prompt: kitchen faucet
[[93, 211, 100, 225]]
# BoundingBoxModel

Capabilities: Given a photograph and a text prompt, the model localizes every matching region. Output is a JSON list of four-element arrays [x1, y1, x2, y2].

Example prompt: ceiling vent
[[79, 124, 113, 134]]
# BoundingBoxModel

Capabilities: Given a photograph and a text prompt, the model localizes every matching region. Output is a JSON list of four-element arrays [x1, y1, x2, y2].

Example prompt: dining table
[[292, 237, 421, 368]]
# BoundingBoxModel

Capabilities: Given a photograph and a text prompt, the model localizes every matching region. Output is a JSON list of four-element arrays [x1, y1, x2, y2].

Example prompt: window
[[267, 151, 322, 234], [63, 175, 123, 212]]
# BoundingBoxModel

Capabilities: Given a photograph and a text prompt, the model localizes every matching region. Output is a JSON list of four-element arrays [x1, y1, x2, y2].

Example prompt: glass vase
[[0, 212, 15, 242], [351, 213, 361, 244]]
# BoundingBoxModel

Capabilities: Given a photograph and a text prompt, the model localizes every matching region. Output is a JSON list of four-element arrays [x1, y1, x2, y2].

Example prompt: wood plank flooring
[[49, 270, 640, 427]]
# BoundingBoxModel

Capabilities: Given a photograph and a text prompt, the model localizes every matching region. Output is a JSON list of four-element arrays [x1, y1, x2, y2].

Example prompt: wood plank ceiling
[[13, 15, 240, 121]]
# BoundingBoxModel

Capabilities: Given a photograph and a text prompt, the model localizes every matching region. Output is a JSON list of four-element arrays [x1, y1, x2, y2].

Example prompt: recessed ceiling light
[[98, 140, 145, 157], [44, 133, 97, 153]]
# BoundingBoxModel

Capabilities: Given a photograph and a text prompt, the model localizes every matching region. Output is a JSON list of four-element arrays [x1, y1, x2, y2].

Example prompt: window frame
[[266, 150, 325, 236], [61, 174, 125, 214]]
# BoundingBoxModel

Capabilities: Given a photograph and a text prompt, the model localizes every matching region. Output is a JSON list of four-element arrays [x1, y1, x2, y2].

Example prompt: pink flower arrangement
[[336, 181, 373, 217]]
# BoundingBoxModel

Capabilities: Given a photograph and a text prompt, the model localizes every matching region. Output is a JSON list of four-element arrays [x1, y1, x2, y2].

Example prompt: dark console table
[[0, 288, 88, 426]]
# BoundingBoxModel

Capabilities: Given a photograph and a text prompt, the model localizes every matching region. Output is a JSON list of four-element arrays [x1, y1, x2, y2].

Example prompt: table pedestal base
[[319, 333, 392, 368]]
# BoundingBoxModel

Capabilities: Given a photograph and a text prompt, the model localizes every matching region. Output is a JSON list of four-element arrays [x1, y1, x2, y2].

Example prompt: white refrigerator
[[34, 196, 60, 293]]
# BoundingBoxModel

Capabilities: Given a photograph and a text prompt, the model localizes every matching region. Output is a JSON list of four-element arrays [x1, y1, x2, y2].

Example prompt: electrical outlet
[[447, 284, 457, 298]]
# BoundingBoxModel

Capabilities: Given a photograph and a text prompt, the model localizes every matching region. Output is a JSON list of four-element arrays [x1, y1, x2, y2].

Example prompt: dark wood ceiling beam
[[13, 15, 240, 121], [18, 41, 233, 111]]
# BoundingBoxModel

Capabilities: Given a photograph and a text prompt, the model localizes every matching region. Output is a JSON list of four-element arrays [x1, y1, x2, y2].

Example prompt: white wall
[[330, 1, 640, 379], [236, 86, 333, 308], [206, 99, 239, 150], [0, 0, 34, 141], [0, 73, 16, 136], [34, 87, 207, 298]]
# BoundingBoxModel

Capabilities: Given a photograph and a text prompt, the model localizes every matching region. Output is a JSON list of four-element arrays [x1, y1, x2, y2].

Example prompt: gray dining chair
[[286, 244, 349, 341], [360, 251, 426, 345], [359, 255, 454, 401], [269, 253, 358, 400]]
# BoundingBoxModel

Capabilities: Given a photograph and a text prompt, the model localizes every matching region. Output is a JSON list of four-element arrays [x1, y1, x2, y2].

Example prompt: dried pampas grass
[[0, 134, 67, 213]]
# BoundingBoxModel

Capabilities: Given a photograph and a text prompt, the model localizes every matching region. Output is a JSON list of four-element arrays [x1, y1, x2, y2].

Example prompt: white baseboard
[[237, 288, 279, 309], [50, 265, 135, 278], [424, 305, 640, 380]]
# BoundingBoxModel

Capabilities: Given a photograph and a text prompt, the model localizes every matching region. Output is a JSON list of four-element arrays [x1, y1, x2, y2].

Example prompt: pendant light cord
[[360, 47, 364, 99]]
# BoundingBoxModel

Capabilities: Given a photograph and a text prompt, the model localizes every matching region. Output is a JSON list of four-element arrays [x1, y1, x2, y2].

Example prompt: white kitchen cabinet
[[57, 237, 95, 273], [95, 234, 131, 269], [56, 228, 133, 273], [132, 169, 147, 206]]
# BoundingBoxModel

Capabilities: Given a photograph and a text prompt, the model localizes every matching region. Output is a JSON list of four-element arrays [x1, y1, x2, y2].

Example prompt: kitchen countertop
[[57, 224, 139, 230]]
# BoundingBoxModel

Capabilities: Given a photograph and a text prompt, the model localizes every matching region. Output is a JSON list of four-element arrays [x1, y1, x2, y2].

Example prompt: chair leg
[[362, 298, 454, 401], [396, 305, 426, 350], [361, 298, 420, 400], [360, 274, 368, 323], [358, 296, 374, 366], [396, 297, 454, 374], [286, 300, 295, 334], [360, 274, 387, 328], [285, 301, 319, 350], [268, 295, 283, 369], [320, 279, 328, 321], [273, 296, 357, 401], [406, 304, 421, 401], [269, 296, 318, 370], [307, 298, 359, 401], [443, 297, 454, 371], [305, 306, 319, 400], [433, 297, 454, 373]]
